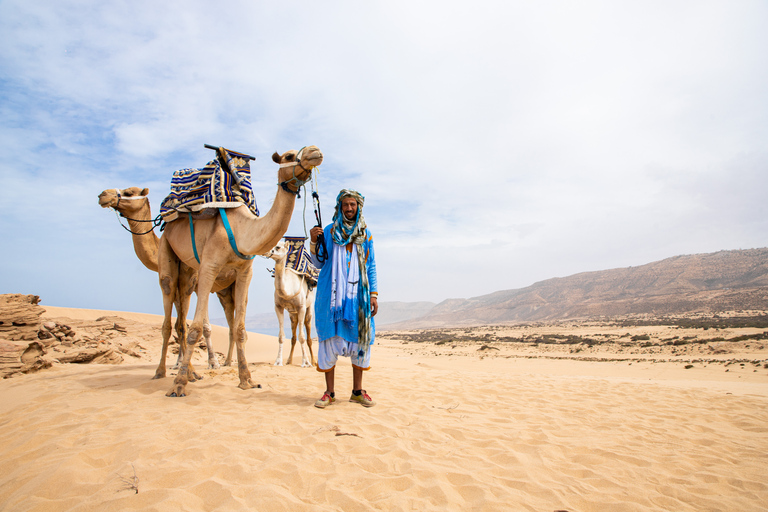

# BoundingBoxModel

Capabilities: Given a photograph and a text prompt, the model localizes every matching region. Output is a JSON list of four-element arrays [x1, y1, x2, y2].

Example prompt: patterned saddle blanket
[[160, 147, 259, 222], [274, 236, 319, 287]]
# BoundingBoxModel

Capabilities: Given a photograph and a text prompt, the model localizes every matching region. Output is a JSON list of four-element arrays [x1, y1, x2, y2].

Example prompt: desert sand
[[1, 307, 767, 511]]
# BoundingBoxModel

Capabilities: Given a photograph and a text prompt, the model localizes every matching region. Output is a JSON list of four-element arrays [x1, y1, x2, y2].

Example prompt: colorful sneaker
[[314, 392, 336, 409], [349, 390, 376, 407]]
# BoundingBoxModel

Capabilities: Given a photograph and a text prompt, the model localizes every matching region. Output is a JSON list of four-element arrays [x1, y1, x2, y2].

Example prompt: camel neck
[[123, 203, 160, 272], [230, 186, 298, 257]]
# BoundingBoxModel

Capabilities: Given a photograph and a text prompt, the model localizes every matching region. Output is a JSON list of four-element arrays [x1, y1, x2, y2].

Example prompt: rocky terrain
[[0, 294, 172, 378]]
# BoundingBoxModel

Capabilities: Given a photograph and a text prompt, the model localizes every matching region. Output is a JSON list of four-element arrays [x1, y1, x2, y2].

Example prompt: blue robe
[[309, 224, 378, 344]]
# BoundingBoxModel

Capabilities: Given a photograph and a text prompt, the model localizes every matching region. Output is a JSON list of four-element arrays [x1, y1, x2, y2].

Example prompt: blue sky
[[1, 0, 767, 320]]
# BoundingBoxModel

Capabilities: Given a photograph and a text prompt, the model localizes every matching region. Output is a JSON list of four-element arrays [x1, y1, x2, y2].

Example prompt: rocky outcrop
[[0, 294, 45, 341], [0, 294, 157, 378]]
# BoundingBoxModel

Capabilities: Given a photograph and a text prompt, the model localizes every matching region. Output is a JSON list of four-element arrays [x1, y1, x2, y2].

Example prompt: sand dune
[[1, 308, 767, 511]]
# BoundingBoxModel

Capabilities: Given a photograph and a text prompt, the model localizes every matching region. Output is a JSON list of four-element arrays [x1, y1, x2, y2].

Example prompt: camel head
[[98, 187, 150, 214], [265, 240, 289, 262], [271, 145, 323, 194]]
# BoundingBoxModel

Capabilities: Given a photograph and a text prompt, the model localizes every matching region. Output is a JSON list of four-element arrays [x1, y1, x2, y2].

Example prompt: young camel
[[160, 145, 323, 397], [98, 187, 237, 376], [266, 240, 316, 367]]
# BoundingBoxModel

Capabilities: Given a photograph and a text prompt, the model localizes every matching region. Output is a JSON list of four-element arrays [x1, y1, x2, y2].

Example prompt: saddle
[[160, 147, 259, 222], [271, 236, 320, 289]]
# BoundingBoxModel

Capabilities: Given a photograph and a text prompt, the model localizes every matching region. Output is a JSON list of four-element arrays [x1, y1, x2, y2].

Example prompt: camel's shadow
[[76, 364, 169, 394]]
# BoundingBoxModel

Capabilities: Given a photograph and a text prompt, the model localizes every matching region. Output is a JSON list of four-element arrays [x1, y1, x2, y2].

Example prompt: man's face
[[341, 197, 358, 221]]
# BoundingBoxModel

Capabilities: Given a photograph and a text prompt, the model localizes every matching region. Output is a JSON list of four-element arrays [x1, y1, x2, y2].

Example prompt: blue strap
[[188, 213, 200, 264], [219, 208, 255, 260]]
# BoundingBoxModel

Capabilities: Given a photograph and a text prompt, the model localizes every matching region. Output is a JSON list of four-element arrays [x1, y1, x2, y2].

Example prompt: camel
[[266, 240, 316, 368], [98, 187, 237, 376], [160, 145, 323, 397]]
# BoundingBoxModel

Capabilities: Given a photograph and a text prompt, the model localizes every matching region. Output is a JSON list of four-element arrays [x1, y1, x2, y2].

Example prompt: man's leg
[[315, 367, 336, 409], [350, 365, 375, 407], [352, 366, 362, 392], [325, 367, 336, 395]]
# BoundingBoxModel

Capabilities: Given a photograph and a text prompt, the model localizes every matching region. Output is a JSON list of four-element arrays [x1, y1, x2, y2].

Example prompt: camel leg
[[296, 306, 311, 368], [287, 311, 299, 366], [304, 300, 315, 367], [155, 280, 175, 379], [171, 313, 184, 370], [274, 303, 285, 366], [232, 265, 259, 390], [156, 238, 180, 380], [167, 262, 220, 397], [217, 287, 236, 366], [203, 320, 219, 369], [173, 266, 202, 381]]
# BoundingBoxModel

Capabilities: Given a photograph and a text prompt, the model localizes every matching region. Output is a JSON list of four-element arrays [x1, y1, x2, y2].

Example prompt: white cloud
[[1, 0, 766, 316]]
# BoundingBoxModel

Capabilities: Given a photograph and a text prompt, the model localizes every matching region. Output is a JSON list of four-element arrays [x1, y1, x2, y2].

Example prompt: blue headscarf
[[330, 189, 372, 354]]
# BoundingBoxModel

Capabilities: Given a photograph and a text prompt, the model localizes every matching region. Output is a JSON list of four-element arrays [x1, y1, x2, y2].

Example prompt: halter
[[278, 146, 314, 196], [110, 192, 163, 235]]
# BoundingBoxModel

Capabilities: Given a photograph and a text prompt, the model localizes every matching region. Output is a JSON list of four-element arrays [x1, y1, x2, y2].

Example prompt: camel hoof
[[274, 361, 283, 366], [239, 380, 261, 390], [209, 361, 221, 370], [189, 372, 203, 382], [152, 372, 166, 380], [223, 360, 233, 367], [166, 386, 187, 397]]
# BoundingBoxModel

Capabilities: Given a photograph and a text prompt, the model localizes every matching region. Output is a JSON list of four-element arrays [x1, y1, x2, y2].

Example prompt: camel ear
[[272, 152, 281, 164], [141, 188, 149, 196]]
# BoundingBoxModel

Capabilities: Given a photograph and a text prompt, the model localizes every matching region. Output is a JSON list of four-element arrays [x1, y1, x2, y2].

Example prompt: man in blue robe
[[309, 189, 378, 408]]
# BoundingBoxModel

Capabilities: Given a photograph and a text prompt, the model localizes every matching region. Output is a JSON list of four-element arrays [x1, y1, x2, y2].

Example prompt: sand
[[1, 308, 767, 511]]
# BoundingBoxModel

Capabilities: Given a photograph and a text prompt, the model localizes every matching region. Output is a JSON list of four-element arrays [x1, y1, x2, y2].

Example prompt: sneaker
[[314, 392, 336, 409], [349, 390, 376, 407]]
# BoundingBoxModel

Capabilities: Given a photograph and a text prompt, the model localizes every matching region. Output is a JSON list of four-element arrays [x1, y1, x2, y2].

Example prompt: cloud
[[1, 0, 766, 316]]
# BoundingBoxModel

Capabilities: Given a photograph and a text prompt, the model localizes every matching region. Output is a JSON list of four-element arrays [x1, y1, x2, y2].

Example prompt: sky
[[1, 0, 767, 321]]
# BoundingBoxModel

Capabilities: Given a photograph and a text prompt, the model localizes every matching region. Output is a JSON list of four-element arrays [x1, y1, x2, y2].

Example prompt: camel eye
[[285, 154, 295, 161]]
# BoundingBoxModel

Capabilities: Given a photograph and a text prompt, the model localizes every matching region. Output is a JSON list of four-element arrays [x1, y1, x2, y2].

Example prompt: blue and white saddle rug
[[274, 236, 319, 287], [160, 148, 259, 222]]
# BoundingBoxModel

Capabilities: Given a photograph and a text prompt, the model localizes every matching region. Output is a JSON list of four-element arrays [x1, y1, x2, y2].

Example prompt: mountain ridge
[[214, 248, 768, 332], [384, 248, 768, 328]]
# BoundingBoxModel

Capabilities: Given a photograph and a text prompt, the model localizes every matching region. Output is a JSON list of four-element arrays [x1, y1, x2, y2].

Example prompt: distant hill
[[383, 248, 768, 329], [373, 301, 437, 326], [212, 301, 437, 335]]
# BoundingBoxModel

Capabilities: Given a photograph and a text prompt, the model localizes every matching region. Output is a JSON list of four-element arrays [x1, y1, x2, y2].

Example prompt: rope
[[113, 209, 164, 235], [302, 183, 309, 240], [188, 213, 200, 264], [310, 169, 328, 263], [219, 208, 256, 260]]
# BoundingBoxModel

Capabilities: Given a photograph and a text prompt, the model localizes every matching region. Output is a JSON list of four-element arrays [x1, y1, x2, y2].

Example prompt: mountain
[[384, 248, 768, 329], [212, 300, 438, 335], [373, 301, 436, 326]]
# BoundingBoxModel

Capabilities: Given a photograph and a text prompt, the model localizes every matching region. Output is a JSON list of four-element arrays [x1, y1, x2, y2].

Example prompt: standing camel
[[266, 239, 316, 367], [98, 187, 237, 376], [160, 145, 323, 397]]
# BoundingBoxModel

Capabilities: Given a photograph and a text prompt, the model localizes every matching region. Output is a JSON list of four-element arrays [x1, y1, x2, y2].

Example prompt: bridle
[[278, 146, 315, 196], [110, 191, 163, 235]]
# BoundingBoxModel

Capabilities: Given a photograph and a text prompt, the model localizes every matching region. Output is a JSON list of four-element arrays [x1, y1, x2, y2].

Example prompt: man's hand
[[371, 295, 378, 317], [310, 226, 323, 244]]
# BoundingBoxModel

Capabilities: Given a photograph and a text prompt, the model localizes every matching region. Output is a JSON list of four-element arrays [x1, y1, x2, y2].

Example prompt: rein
[[111, 194, 163, 235], [278, 146, 314, 197]]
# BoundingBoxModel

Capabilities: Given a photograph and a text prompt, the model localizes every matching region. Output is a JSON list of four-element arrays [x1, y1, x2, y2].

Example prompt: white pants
[[316, 336, 372, 371]]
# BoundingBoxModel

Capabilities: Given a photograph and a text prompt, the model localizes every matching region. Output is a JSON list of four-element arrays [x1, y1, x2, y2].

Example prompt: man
[[309, 189, 378, 408]]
